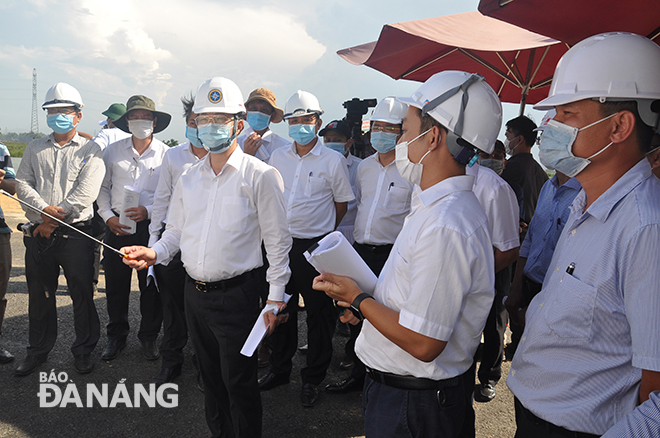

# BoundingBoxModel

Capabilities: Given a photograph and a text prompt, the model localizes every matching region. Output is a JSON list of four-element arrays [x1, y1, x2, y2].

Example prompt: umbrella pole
[[519, 85, 529, 116]]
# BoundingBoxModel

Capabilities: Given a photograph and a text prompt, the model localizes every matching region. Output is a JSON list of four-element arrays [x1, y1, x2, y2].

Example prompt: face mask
[[198, 122, 236, 154], [289, 123, 317, 145], [479, 158, 505, 175], [324, 142, 346, 155], [538, 113, 618, 177], [185, 126, 203, 148], [128, 119, 154, 140], [395, 129, 432, 186], [47, 114, 76, 134], [504, 136, 519, 155], [246, 111, 271, 131], [370, 131, 398, 153]]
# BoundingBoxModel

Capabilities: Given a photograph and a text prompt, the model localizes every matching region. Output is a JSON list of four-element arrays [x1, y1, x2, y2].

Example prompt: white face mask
[[395, 128, 432, 186], [504, 135, 520, 156], [128, 119, 154, 140]]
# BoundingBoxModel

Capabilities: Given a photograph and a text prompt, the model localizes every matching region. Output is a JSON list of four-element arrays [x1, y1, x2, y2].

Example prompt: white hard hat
[[534, 32, 660, 131], [193, 77, 245, 115], [398, 71, 502, 154], [283, 90, 323, 120], [42, 82, 84, 109], [370, 97, 407, 124]]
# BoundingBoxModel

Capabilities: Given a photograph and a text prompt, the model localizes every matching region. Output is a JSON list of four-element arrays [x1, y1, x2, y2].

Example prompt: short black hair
[[506, 115, 538, 147], [598, 101, 654, 154], [416, 108, 466, 166], [181, 93, 194, 123]]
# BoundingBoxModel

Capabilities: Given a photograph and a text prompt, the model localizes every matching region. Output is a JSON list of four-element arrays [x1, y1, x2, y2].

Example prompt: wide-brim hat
[[113, 95, 172, 134], [101, 103, 127, 121], [245, 88, 284, 124]]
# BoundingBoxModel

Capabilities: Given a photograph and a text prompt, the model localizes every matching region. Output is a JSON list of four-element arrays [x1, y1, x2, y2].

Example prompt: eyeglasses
[[195, 115, 235, 126], [371, 125, 401, 134], [46, 107, 77, 115], [288, 115, 317, 125]]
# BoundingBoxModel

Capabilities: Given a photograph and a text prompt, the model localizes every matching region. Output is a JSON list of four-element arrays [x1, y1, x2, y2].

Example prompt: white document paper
[[241, 294, 292, 357], [119, 186, 140, 234], [303, 231, 378, 294]]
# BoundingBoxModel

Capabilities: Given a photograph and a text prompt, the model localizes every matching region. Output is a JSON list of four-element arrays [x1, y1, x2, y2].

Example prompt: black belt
[[516, 399, 600, 438], [51, 220, 93, 237], [187, 269, 256, 293], [355, 242, 394, 254], [367, 368, 459, 391]]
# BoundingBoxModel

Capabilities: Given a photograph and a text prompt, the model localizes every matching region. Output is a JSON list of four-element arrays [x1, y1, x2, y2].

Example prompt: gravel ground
[[0, 196, 516, 438]]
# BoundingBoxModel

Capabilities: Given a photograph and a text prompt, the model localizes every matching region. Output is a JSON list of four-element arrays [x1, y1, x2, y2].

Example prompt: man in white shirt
[[319, 119, 361, 244], [262, 90, 355, 407], [237, 88, 291, 162], [313, 71, 502, 437], [97, 95, 170, 362], [147, 94, 207, 387], [121, 76, 292, 438]]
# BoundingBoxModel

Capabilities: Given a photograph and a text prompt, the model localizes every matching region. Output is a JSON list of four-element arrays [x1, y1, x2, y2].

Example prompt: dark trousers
[[185, 272, 262, 438], [154, 251, 187, 368], [269, 236, 335, 385], [104, 220, 162, 342], [23, 228, 100, 357], [363, 373, 465, 438], [345, 242, 392, 382], [0, 233, 11, 334], [91, 201, 105, 287], [514, 398, 600, 438]]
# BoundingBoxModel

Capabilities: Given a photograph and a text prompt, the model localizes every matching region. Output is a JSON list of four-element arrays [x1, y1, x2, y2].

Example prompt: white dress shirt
[[353, 153, 414, 245], [467, 163, 520, 252], [97, 136, 167, 223], [92, 127, 131, 151], [148, 141, 204, 250], [152, 147, 292, 302], [268, 139, 355, 239], [337, 152, 362, 243], [355, 175, 494, 380], [237, 127, 291, 162]]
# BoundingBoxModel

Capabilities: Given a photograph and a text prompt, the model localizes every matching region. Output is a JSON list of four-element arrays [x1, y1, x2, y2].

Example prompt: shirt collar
[[47, 132, 81, 147], [243, 126, 272, 143], [288, 137, 322, 157], [201, 144, 244, 175], [415, 174, 475, 208]]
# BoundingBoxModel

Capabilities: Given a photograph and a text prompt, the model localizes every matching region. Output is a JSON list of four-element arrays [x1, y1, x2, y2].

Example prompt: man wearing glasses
[[263, 90, 355, 407], [15, 82, 105, 376], [97, 95, 169, 362]]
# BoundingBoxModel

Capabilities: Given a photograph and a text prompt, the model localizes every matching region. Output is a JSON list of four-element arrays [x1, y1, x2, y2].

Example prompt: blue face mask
[[370, 131, 398, 153], [246, 111, 271, 131], [198, 122, 236, 154], [539, 113, 617, 177], [289, 123, 317, 145], [324, 141, 346, 155], [47, 114, 76, 134], [185, 126, 203, 148]]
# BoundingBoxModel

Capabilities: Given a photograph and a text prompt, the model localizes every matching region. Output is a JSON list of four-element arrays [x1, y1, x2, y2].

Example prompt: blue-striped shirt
[[602, 391, 660, 438], [508, 159, 660, 435], [520, 175, 581, 283]]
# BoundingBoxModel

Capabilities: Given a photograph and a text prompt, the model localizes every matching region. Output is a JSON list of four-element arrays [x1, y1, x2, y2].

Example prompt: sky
[[0, 0, 544, 144]]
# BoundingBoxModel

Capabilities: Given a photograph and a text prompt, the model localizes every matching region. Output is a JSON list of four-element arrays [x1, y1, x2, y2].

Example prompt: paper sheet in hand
[[119, 186, 140, 234], [304, 231, 378, 294], [240, 294, 292, 357]]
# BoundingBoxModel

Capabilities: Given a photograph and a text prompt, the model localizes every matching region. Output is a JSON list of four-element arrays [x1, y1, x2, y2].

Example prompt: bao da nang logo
[[38, 370, 178, 408]]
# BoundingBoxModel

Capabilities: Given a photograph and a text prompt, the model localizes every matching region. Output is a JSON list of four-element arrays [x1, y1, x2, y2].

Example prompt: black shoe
[[258, 372, 289, 391], [141, 340, 160, 361], [298, 343, 308, 353], [154, 365, 182, 386], [101, 339, 126, 361], [325, 377, 364, 394], [474, 383, 496, 403], [0, 348, 14, 364], [301, 383, 320, 407], [196, 369, 204, 393], [15, 355, 46, 376], [74, 354, 94, 374], [257, 343, 271, 369]]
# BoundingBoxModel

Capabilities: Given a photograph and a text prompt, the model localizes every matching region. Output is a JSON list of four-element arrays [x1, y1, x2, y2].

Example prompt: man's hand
[[120, 245, 157, 270], [0, 169, 5, 185], [107, 216, 132, 236], [339, 308, 360, 326], [33, 222, 58, 239], [243, 132, 263, 156], [263, 300, 288, 336], [124, 206, 148, 223], [42, 205, 66, 226], [312, 273, 362, 308]]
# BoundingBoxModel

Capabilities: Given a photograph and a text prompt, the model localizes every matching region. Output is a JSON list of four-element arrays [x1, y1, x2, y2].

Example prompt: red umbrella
[[478, 0, 660, 47], [337, 11, 569, 114]]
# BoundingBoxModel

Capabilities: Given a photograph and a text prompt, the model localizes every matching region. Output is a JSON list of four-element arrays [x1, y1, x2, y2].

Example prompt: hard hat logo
[[208, 90, 223, 104]]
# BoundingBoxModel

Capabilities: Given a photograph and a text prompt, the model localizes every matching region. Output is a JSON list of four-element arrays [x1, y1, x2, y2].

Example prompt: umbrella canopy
[[478, 0, 660, 46], [337, 11, 569, 113]]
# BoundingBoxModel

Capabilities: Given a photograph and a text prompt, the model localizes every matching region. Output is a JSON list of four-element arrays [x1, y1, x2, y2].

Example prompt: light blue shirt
[[507, 159, 660, 435], [519, 175, 581, 283], [602, 391, 660, 438]]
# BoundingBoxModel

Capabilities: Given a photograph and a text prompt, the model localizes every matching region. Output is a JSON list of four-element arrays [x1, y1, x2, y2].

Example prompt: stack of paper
[[119, 186, 140, 234]]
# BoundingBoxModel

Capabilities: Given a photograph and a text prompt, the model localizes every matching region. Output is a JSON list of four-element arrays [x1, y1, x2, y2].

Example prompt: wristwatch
[[350, 292, 374, 321]]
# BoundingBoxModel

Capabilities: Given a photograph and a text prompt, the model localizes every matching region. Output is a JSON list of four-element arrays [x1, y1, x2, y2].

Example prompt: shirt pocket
[[304, 176, 328, 199], [384, 186, 411, 213], [543, 272, 597, 340], [219, 197, 249, 232]]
